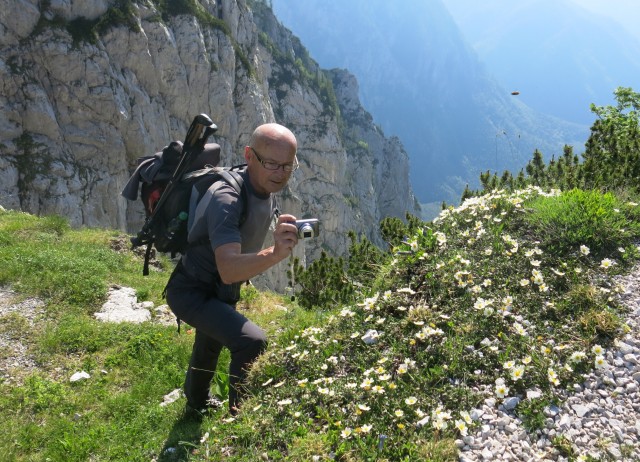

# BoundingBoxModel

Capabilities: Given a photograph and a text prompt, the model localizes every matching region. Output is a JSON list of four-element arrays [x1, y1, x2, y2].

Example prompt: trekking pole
[[130, 114, 218, 251], [148, 114, 218, 222]]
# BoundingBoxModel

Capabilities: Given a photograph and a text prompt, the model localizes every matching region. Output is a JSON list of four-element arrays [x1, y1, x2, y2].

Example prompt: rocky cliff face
[[0, 0, 418, 289]]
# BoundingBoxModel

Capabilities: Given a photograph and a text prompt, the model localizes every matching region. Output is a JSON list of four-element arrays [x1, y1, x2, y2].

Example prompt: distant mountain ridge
[[271, 0, 592, 203], [443, 0, 640, 125]]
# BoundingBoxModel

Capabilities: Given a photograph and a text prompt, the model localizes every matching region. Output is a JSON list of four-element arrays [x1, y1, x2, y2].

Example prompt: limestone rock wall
[[0, 0, 419, 290]]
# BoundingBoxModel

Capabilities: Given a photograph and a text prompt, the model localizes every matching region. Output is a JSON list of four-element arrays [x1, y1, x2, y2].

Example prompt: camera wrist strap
[[288, 253, 296, 301]]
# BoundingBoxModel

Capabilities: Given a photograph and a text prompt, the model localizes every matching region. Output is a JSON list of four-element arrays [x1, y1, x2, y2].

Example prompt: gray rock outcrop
[[0, 0, 419, 289]]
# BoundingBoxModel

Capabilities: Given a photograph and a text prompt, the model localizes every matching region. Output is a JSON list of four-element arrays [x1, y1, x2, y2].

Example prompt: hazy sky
[[567, 0, 640, 41]]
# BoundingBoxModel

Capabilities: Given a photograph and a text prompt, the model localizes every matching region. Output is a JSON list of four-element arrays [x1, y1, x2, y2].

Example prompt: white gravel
[[458, 268, 640, 461], [0, 287, 45, 385]]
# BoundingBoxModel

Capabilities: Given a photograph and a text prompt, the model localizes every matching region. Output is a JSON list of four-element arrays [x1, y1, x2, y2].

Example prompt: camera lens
[[299, 223, 314, 238]]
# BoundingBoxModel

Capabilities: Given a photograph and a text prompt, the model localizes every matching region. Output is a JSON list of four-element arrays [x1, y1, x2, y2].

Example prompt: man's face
[[245, 143, 297, 195]]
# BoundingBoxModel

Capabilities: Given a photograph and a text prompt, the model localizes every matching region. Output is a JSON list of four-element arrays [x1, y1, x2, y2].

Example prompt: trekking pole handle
[[184, 114, 217, 149]]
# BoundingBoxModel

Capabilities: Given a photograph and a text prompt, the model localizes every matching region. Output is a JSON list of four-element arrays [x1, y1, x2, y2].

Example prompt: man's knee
[[246, 333, 268, 358], [235, 330, 267, 361]]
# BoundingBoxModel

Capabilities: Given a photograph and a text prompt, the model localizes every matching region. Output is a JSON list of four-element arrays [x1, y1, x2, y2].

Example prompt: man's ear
[[244, 146, 252, 163]]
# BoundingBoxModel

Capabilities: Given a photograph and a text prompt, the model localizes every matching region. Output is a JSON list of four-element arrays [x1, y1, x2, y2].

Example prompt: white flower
[[595, 355, 608, 369], [569, 351, 586, 362], [460, 410, 473, 424], [455, 419, 468, 436], [372, 385, 385, 394], [432, 418, 448, 430], [600, 258, 615, 269], [514, 322, 528, 336], [591, 344, 604, 355], [495, 383, 509, 398], [340, 308, 356, 317], [510, 365, 525, 381], [360, 378, 374, 390], [531, 269, 544, 285], [580, 245, 590, 256], [341, 427, 353, 438]]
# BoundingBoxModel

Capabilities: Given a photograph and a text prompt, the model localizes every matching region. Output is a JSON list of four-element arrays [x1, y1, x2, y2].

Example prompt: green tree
[[582, 87, 640, 193], [470, 87, 640, 198]]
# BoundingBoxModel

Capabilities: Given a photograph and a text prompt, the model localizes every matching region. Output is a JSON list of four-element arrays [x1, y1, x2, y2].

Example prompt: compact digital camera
[[295, 218, 320, 239]]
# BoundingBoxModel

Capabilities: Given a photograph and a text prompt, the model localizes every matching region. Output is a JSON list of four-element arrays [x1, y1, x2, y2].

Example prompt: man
[[165, 123, 300, 417]]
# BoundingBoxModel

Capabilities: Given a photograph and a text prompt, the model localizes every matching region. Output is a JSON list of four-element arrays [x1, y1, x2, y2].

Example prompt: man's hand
[[273, 214, 299, 259]]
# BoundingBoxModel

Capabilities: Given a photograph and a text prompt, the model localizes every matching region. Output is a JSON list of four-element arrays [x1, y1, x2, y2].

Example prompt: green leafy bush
[[525, 189, 640, 259]]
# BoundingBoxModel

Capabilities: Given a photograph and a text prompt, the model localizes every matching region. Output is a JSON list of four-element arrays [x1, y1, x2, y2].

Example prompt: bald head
[[250, 123, 297, 154]]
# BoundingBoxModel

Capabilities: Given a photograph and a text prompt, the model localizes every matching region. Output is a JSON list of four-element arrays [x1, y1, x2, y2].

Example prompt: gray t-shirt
[[181, 169, 277, 286]]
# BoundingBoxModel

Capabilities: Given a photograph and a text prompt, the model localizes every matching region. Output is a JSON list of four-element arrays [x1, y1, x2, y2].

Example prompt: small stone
[[481, 448, 493, 459], [70, 371, 90, 382], [607, 446, 622, 459], [526, 389, 542, 400], [544, 404, 561, 416], [624, 354, 638, 365], [616, 341, 634, 355], [503, 397, 520, 410], [571, 404, 590, 417]]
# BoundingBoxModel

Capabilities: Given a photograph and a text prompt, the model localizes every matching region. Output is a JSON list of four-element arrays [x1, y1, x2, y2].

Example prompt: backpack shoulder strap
[[217, 169, 248, 225]]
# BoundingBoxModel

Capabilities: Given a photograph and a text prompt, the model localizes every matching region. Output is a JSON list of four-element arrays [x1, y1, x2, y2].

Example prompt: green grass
[[0, 186, 639, 461]]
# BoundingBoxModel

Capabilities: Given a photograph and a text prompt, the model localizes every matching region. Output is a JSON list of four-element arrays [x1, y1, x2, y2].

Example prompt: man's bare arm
[[214, 214, 299, 284]]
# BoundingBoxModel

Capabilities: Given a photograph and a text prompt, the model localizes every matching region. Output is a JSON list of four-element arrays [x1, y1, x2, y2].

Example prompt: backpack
[[122, 139, 247, 275]]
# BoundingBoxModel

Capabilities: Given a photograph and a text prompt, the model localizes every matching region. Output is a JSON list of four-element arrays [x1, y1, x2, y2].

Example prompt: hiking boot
[[184, 397, 224, 420]]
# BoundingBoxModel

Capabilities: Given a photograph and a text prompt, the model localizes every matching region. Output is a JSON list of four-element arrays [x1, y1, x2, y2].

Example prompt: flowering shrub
[[204, 186, 640, 460]]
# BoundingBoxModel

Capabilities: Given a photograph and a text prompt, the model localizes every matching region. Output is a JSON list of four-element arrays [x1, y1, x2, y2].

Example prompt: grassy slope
[[0, 187, 639, 461]]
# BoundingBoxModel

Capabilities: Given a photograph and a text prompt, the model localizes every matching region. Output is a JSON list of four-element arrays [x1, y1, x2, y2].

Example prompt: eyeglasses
[[249, 147, 299, 172]]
